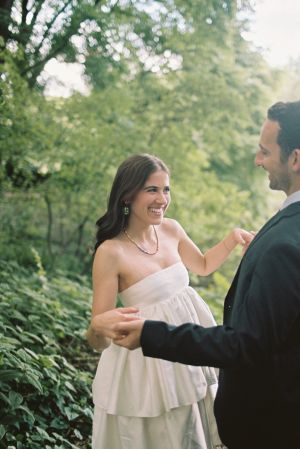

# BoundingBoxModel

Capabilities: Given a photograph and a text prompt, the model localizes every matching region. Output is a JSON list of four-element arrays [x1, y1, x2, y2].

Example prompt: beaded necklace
[[124, 226, 158, 255]]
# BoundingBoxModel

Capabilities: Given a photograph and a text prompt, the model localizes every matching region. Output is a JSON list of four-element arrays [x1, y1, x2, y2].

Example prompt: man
[[114, 101, 300, 449]]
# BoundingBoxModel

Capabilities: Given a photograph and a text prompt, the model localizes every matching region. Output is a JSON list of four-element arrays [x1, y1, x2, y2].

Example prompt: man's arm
[[114, 318, 264, 368], [115, 242, 300, 369], [141, 242, 300, 368], [141, 321, 263, 368]]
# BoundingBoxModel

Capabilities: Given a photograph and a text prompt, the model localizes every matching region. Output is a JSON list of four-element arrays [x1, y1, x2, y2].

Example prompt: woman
[[87, 153, 253, 449]]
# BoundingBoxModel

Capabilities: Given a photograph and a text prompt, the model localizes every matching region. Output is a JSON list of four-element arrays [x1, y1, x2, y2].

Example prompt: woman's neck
[[125, 223, 155, 242]]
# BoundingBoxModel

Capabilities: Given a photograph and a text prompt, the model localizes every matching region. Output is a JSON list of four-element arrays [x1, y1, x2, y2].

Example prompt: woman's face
[[129, 170, 170, 226]]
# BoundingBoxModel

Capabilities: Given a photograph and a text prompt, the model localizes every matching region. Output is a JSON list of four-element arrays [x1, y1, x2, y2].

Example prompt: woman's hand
[[113, 319, 146, 350], [223, 228, 256, 254], [91, 307, 140, 340]]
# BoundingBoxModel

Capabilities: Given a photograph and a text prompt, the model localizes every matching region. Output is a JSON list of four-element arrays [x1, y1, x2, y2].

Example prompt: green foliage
[[197, 271, 232, 324], [0, 4, 292, 446], [275, 58, 300, 102], [0, 0, 285, 277], [0, 260, 96, 449], [1, 0, 228, 90]]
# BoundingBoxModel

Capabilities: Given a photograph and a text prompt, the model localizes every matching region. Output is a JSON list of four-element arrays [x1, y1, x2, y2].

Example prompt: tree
[[0, 0, 255, 89], [1, 0, 280, 277]]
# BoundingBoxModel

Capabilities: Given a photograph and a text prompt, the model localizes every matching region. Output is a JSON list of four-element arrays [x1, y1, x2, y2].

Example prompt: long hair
[[95, 154, 169, 251]]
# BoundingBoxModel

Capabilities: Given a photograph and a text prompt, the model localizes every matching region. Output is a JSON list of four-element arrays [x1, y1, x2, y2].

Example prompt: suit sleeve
[[141, 321, 244, 368], [141, 242, 300, 369]]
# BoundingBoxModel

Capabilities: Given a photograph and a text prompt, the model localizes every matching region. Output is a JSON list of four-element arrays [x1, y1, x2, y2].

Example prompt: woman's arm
[[175, 220, 254, 276], [86, 241, 139, 351], [86, 242, 120, 351]]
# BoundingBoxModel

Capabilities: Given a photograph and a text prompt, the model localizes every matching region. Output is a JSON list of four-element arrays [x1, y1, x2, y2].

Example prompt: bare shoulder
[[160, 218, 185, 238], [93, 238, 123, 273]]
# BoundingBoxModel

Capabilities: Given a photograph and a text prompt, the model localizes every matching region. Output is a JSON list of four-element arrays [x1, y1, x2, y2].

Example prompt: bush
[[0, 257, 97, 449], [197, 272, 230, 324]]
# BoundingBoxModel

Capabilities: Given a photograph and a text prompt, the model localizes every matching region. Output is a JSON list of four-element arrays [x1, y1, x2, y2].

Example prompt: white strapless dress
[[92, 262, 223, 449]]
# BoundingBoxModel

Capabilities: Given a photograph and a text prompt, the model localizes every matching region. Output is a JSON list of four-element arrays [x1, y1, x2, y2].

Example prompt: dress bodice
[[119, 262, 189, 308]]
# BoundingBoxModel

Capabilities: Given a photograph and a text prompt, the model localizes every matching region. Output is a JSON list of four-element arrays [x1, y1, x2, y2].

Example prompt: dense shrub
[[0, 257, 97, 449], [0, 253, 227, 448]]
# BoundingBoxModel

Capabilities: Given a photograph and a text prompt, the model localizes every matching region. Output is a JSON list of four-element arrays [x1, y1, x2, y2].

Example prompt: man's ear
[[290, 149, 300, 172]]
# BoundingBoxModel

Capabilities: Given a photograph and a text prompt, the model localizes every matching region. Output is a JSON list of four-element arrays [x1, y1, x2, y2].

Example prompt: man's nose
[[254, 152, 263, 166]]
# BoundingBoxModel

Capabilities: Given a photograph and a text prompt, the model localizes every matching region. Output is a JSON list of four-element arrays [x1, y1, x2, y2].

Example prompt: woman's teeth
[[149, 208, 162, 215]]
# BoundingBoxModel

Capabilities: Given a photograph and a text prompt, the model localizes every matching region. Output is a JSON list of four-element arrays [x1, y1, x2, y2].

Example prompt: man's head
[[267, 101, 300, 162], [255, 101, 300, 195]]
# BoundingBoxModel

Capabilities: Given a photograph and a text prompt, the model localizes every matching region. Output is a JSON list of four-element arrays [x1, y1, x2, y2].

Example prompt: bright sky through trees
[[43, 0, 300, 96], [242, 0, 300, 67]]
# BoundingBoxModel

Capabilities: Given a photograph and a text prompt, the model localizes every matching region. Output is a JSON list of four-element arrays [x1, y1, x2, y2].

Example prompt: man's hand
[[113, 319, 146, 350]]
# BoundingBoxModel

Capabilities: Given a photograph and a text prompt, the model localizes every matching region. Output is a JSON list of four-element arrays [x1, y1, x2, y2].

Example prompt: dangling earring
[[123, 206, 130, 216]]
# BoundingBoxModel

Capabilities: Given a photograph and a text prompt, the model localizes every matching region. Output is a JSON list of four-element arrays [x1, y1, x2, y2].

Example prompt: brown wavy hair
[[94, 153, 169, 251]]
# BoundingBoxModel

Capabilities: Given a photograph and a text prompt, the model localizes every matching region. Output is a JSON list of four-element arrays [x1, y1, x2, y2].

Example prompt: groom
[[114, 100, 300, 449]]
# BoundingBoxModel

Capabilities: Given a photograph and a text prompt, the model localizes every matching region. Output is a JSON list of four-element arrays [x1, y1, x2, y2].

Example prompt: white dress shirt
[[280, 190, 300, 210]]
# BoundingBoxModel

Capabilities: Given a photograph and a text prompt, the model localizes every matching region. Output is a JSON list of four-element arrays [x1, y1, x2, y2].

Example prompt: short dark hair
[[94, 154, 169, 250], [267, 101, 300, 161]]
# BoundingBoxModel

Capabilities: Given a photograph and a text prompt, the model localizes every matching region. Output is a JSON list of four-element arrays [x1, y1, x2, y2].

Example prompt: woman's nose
[[156, 191, 167, 203]]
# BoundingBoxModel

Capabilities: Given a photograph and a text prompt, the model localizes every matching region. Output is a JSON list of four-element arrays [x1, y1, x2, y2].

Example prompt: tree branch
[[75, 216, 89, 257], [27, 0, 44, 32], [44, 193, 54, 267], [63, 215, 89, 249], [34, 0, 73, 57], [21, 0, 29, 25], [0, 0, 14, 44]]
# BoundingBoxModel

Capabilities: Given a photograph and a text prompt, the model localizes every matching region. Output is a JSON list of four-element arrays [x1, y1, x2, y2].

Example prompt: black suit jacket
[[141, 201, 300, 449]]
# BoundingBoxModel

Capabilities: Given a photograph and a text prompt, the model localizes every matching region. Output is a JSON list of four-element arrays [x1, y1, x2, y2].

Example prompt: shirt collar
[[280, 190, 300, 210]]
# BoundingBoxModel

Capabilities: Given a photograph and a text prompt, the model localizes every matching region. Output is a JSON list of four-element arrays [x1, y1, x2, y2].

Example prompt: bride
[[87, 153, 253, 449]]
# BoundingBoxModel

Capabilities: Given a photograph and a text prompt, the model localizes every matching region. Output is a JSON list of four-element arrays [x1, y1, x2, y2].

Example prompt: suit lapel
[[250, 201, 300, 249], [223, 201, 300, 323]]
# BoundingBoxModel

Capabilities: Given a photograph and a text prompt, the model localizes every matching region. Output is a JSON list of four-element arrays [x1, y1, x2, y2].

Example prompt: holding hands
[[113, 319, 145, 350], [110, 227, 257, 351], [87, 307, 142, 350], [91, 307, 141, 339], [88, 227, 256, 352], [89, 306, 144, 350]]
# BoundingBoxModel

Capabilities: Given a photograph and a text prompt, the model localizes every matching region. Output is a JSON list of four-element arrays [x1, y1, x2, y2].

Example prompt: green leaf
[[0, 369, 23, 382], [64, 406, 80, 421], [74, 429, 83, 440], [24, 373, 43, 393], [18, 405, 35, 427], [0, 425, 6, 440], [64, 381, 76, 392], [35, 427, 55, 442], [8, 391, 23, 409], [40, 355, 60, 368]]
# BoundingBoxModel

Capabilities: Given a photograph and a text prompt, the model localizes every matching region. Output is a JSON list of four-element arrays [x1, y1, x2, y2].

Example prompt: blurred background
[[1, 1, 300, 447]]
